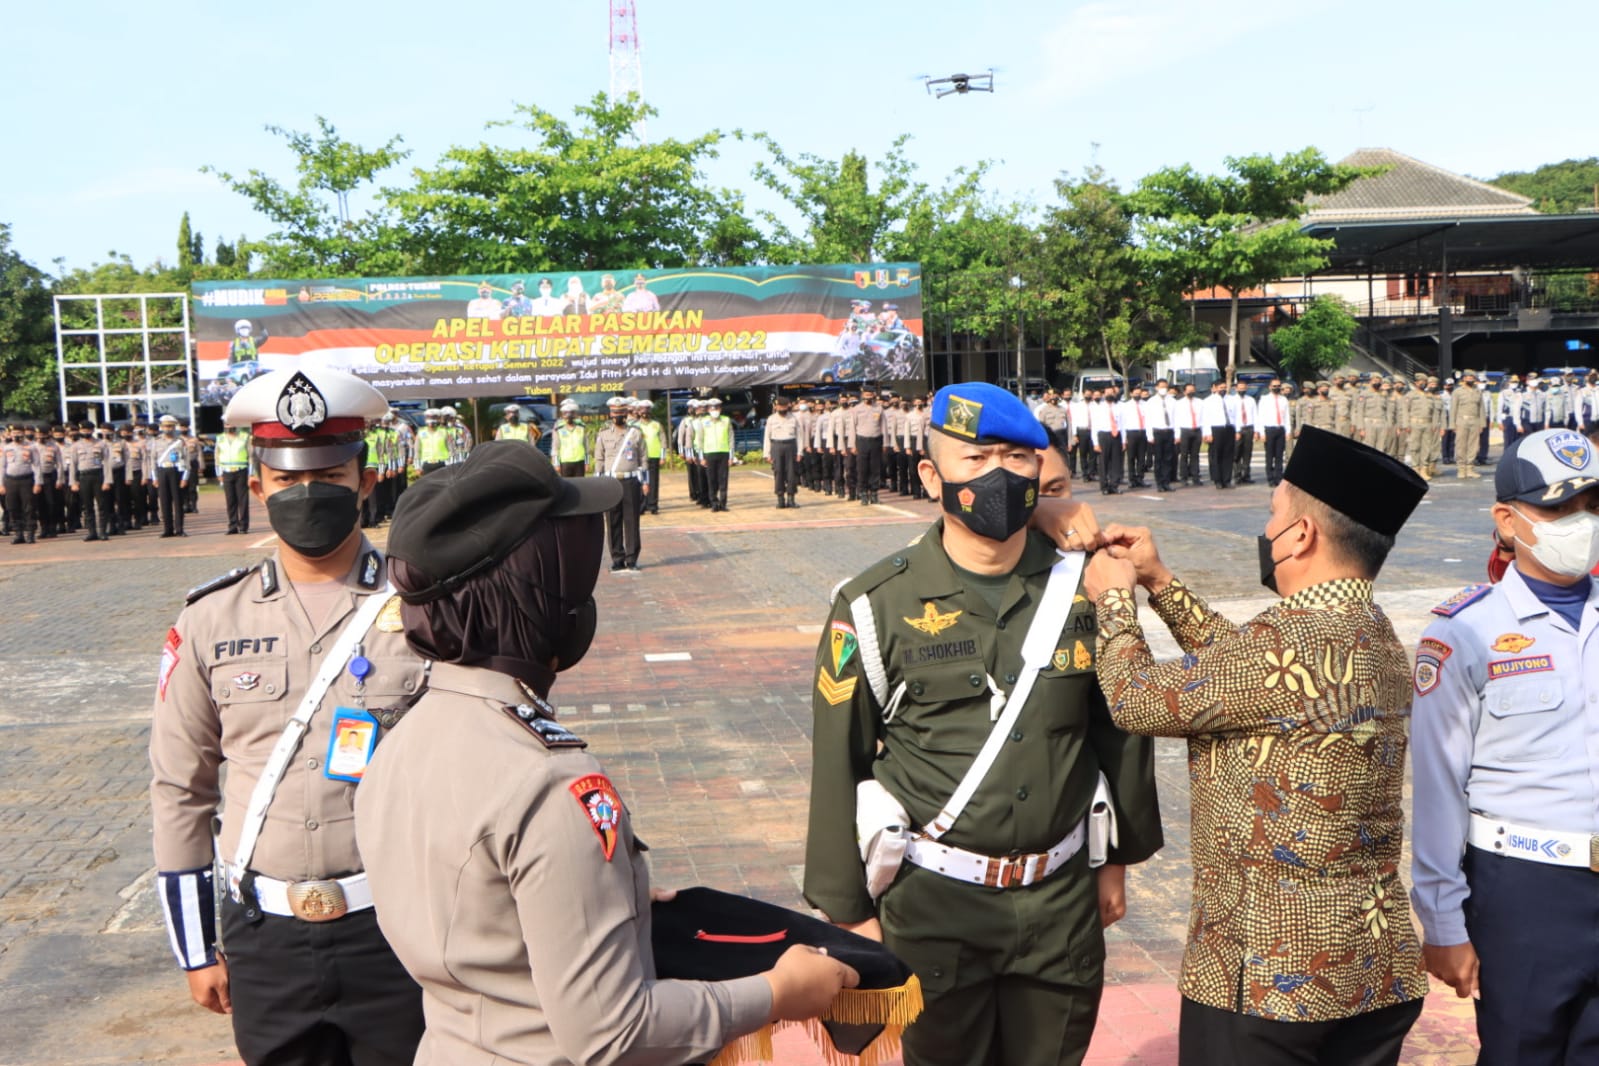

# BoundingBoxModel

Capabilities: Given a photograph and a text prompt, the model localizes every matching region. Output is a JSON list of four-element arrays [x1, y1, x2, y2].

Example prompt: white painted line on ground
[[753, 470, 773, 479], [1137, 494, 1163, 501], [249, 533, 278, 549], [1443, 558, 1463, 563], [644, 651, 693, 662], [796, 623, 824, 634], [627, 703, 647, 714], [874, 502, 921, 518], [591, 704, 612, 715]]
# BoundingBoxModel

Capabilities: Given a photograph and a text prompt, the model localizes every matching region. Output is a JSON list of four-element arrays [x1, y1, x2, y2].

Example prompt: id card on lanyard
[[325, 643, 377, 782]]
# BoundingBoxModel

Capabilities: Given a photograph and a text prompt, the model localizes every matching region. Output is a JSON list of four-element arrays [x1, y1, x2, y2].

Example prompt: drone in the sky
[[923, 69, 994, 99]]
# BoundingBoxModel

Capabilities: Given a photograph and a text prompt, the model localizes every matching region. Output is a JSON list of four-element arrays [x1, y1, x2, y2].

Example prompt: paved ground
[[0, 457, 1496, 1065]]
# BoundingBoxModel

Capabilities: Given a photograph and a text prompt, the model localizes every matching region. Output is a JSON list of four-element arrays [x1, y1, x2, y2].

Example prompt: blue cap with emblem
[[1496, 428, 1599, 506], [928, 382, 1047, 449]]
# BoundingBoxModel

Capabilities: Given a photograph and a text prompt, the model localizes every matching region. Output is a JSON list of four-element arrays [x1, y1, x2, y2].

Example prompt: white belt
[[1468, 813, 1599, 871], [905, 819, 1085, 890], [239, 868, 374, 921]]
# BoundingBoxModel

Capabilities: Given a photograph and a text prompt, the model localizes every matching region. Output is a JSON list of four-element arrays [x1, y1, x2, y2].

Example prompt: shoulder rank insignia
[[905, 602, 961, 636], [185, 566, 254, 605], [358, 550, 382, 589], [502, 703, 587, 749], [260, 559, 279, 597], [1431, 584, 1491, 617], [817, 670, 858, 706]]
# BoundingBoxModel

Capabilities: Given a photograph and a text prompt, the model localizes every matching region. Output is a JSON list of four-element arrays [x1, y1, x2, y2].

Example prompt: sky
[[5, 0, 1596, 276]]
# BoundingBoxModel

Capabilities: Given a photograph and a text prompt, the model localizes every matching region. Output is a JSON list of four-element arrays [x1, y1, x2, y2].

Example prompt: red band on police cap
[[250, 417, 368, 440]]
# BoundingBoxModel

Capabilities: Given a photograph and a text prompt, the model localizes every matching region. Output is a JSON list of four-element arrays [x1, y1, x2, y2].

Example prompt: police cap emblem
[[276, 371, 328, 435]]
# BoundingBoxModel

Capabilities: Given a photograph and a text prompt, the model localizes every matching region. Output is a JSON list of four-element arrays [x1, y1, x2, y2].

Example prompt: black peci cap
[[387, 440, 620, 604], [652, 887, 922, 1062], [1283, 426, 1428, 537]]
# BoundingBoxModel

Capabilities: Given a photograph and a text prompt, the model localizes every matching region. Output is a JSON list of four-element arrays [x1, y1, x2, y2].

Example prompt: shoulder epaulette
[[834, 549, 911, 604], [501, 703, 587, 749], [185, 565, 256, 605], [1432, 583, 1492, 618]]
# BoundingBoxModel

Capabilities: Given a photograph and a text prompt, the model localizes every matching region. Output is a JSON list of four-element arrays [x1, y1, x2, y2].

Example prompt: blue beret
[[929, 382, 1048, 449]]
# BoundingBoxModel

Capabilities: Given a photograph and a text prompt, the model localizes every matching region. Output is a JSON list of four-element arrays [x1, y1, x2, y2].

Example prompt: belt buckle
[[1590, 836, 1599, 874], [286, 879, 347, 922]]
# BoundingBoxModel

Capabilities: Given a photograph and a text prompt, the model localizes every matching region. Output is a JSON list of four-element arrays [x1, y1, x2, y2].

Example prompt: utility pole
[[608, 1, 645, 141]]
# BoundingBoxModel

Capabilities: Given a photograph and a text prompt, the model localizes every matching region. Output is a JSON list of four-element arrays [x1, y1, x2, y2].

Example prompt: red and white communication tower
[[608, 0, 645, 139]]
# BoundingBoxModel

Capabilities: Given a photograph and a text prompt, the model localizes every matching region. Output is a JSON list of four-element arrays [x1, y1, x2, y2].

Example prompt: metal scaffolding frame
[[53, 292, 193, 423]]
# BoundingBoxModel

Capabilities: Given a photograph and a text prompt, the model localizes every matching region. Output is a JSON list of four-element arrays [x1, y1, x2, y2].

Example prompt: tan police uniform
[[356, 662, 773, 1066], [149, 367, 424, 1066]]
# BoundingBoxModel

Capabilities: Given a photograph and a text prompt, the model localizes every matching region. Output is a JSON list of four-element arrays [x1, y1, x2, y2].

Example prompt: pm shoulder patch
[[185, 566, 255, 605], [1431, 584, 1492, 617]]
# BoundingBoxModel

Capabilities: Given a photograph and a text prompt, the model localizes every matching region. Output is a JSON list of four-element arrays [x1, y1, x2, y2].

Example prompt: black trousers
[[1124, 434, 1149, 487], [77, 469, 105, 536], [360, 476, 383, 528], [606, 476, 643, 567], [106, 467, 128, 531], [1178, 996, 1421, 1066], [1074, 430, 1097, 481], [1465, 846, 1599, 1065], [1208, 426, 1236, 487], [3, 475, 35, 535], [704, 453, 730, 507], [855, 436, 883, 495], [1177, 428, 1202, 484], [157, 467, 185, 534], [420, 461, 444, 476], [221, 895, 422, 1066], [688, 459, 705, 504], [223, 469, 251, 532], [1151, 429, 1175, 490], [907, 448, 926, 498], [1095, 432, 1123, 493], [770, 440, 798, 498], [65, 476, 81, 529], [1262, 426, 1287, 485], [1234, 427, 1255, 482], [842, 448, 858, 498], [558, 460, 587, 479], [1477, 425, 1491, 464], [186, 459, 201, 510], [37, 479, 59, 534], [145, 478, 159, 523], [645, 458, 660, 512], [1441, 428, 1456, 463]]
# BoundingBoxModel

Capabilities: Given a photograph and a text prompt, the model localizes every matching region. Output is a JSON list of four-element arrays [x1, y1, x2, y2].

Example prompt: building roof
[[1302, 214, 1599, 274], [1302, 148, 1536, 223]]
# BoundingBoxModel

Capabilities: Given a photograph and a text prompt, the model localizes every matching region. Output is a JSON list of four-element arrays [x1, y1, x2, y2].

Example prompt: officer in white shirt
[[1257, 378, 1292, 486], [1068, 389, 1096, 483], [1200, 384, 1235, 489], [1230, 380, 1259, 485], [1089, 388, 1125, 495], [1175, 382, 1206, 487], [1118, 386, 1150, 490], [1143, 381, 1177, 493], [1412, 428, 1599, 1064]]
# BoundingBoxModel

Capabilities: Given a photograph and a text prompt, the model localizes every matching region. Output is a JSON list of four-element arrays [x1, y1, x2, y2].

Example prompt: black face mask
[[939, 465, 1038, 542], [1257, 521, 1298, 594], [265, 482, 361, 558], [612, 415, 627, 426]]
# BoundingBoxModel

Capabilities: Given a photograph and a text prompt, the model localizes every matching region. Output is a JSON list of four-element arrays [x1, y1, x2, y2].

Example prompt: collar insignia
[[359, 551, 381, 589], [905, 601, 962, 636], [276, 371, 328, 435]]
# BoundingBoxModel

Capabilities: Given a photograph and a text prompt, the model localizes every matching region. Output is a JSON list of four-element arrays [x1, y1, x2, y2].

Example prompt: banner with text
[[192, 264, 922, 404]]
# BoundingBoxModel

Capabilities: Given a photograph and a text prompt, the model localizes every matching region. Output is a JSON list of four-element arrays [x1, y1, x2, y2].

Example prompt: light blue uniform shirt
[[1410, 565, 1599, 946]]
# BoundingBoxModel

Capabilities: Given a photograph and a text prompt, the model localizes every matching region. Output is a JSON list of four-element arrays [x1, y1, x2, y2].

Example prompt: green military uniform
[[806, 525, 1163, 1065]]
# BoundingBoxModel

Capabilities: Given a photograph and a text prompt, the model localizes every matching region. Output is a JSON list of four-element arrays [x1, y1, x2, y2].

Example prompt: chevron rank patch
[[816, 670, 858, 706]]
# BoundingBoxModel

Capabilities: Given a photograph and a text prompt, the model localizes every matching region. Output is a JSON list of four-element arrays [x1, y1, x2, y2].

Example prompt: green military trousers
[[879, 853, 1105, 1066]]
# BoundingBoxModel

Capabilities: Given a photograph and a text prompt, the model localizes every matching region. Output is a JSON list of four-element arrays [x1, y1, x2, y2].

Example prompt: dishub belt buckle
[[286, 879, 348, 922]]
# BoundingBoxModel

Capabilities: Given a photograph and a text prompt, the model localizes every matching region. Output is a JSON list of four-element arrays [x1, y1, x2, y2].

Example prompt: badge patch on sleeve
[[829, 620, 858, 677], [569, 774, 622, 862], [817, 670, 858, 706], [157, 627, 182, 701], [1414, 658, 1441, 695]]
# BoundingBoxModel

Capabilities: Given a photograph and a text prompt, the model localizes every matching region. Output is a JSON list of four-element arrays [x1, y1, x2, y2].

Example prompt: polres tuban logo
[[276, 371, 328, 435], [1544, 429, 1591, 471]]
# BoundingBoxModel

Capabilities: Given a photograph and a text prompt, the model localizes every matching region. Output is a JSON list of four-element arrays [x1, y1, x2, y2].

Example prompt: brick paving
[[0, 466, 1489, 1064]]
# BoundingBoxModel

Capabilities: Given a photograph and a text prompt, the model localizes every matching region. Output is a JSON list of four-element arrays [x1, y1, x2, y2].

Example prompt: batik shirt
[[1094, 576, 1428, 1022]]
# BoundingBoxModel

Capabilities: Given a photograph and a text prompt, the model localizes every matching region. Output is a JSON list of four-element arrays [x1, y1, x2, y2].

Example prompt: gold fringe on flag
[[704, 975, 924, 1066]]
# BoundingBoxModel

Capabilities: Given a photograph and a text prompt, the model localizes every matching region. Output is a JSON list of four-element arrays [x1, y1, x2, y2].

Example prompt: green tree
[[206, 117, 410, 275], [1038, 168, 1193, 383], [1133, 148, 1367, 378], [0, 224, 56, 417], [1489, 158, 1599, 214], [214, 236, 235, 268], [178, 212, 196, 269], [1272, 294, 1358, 380], [390, 95, 759, 273]]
